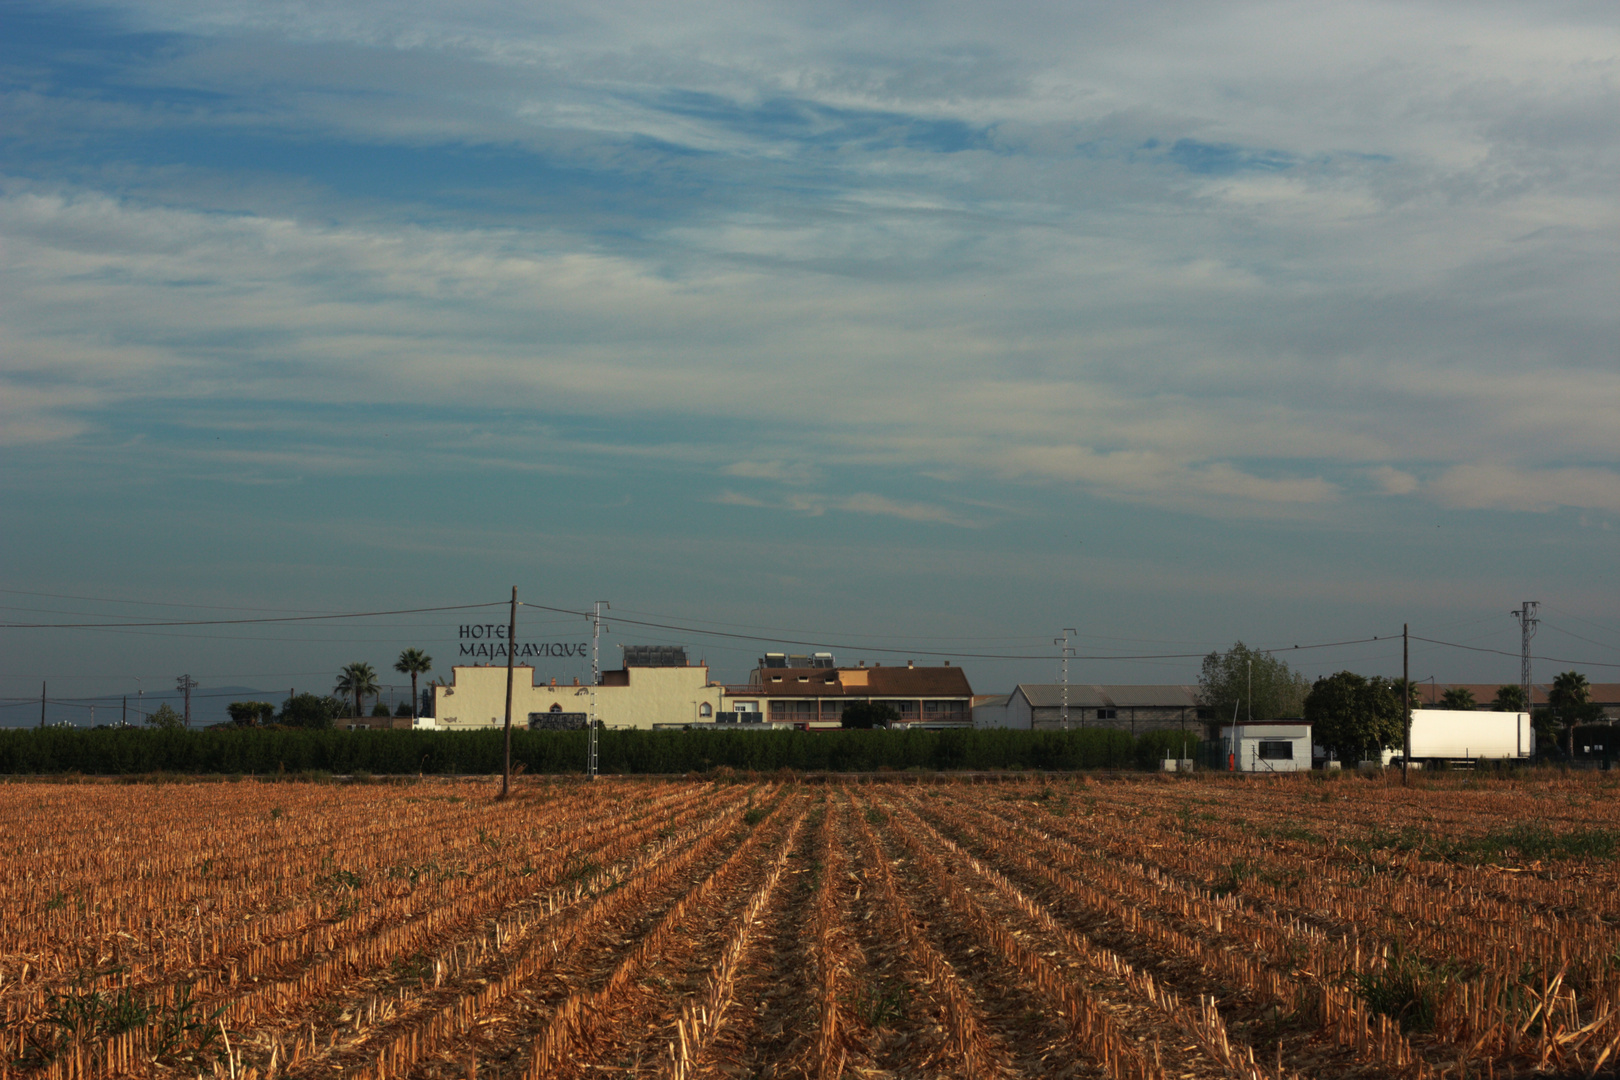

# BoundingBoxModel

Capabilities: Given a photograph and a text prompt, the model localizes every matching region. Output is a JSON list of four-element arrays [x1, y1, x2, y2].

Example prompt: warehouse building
[[991, 684, 1211, 734], [1419, 683, 1620, 721]]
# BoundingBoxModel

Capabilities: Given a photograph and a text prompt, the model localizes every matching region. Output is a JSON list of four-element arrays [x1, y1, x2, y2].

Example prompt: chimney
[[907, 660, 914, 669]]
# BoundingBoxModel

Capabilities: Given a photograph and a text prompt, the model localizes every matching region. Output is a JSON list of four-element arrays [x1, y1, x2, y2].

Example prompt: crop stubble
[[4, 772, 1619, 1079]]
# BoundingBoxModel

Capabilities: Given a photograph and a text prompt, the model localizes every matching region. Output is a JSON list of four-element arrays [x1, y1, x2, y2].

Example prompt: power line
[[0, 601, 507, 630], [1409, 634, 1620, 670], [1540, 622, 1620, 654], [517, 601, 1390, 660], [0, 587, 356, 613]]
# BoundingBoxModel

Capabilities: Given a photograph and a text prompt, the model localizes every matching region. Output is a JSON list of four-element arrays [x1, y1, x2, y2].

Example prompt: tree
[[145, 703, 185, 730], [1549, 671, 1591, 711], [394, 648, 433, 720], [1303, 672, 1403, 763], [371, 701, 392, 717], [334, 662, 380, 719], [1493, 684, 1528, 712], [226, 701, 276, 727], [280, 692, 341, 730], [1439, 687, 1476, 710], [1548, 671, 1599, 757], [841, 702, 901, 729], [1197, 642, 1309, 725]]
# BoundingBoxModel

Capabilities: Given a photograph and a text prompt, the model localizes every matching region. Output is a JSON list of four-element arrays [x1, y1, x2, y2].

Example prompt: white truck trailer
[[1384, 709, 1533, 767]]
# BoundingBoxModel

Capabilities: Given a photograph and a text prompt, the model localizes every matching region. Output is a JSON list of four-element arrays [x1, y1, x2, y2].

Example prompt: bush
[[841, 702, 902, 729], [371, 702, 392, 717], [0, 725, 1155, 776]]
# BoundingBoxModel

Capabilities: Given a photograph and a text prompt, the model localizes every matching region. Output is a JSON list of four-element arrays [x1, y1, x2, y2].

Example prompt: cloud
[[1431, 464, 1620, 513], [1371, 466, 1419, 496], [722, 460, 818, 484], [712, 489, 976, 527], [2, 1, 1617, 531]]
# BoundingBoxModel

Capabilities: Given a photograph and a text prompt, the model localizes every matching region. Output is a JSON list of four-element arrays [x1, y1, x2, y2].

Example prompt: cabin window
[[1257, 740, 1294, 760]]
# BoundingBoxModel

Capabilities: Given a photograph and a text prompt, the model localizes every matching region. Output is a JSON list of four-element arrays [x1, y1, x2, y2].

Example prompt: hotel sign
[[458, 624, 588, 660]]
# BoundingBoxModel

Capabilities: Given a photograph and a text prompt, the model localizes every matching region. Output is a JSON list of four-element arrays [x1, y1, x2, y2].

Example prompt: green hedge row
[[0, 726, 1202, 775]]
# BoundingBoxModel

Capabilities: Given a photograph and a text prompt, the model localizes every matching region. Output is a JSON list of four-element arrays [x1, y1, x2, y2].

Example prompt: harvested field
[[4, 772, 1620, 1079]]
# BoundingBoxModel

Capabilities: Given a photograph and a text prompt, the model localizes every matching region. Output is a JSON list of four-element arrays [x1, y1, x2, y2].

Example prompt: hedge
[[0, 726, 1191, 775]]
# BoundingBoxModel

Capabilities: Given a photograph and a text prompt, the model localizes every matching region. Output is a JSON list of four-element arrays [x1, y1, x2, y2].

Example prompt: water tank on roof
[[622, 645, 688, 667]]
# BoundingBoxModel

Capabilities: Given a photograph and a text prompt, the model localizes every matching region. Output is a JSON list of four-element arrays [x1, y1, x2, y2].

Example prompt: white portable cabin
[[1220, 721, 1312, 773]]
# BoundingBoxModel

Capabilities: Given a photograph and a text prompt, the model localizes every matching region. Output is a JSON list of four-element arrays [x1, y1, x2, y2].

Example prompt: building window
[[1257, 740, 1294, 760], [698, 702, 712, 718], [1097, 708, 1117, 720]]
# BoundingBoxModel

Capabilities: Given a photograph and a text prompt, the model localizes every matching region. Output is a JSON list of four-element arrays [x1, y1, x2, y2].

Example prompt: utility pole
[[589, 602, 609, 780], [1511, 601, 1538, 757], [176, 674, 198, 728], [1402, 623, 1411, 787], [40, 681, 46, 728], [501, 586, 517, 799], [1055, 629, 1076, 729], [122, 696, 127, 727]]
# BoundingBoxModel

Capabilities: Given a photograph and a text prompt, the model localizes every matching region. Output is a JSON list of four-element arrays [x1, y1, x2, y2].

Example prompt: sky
[[2, 0, 1618, 722]]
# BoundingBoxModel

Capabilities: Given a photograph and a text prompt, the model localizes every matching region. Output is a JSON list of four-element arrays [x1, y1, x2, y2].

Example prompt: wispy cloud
[[713, 489, 977, 528], [3, 0, 1619, 695], [1432, 465, 1620, 514]]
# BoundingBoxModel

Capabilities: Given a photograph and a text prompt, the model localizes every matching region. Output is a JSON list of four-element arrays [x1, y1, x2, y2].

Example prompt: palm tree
[[1493, 684, 1528, 711], [1549, 670, 1591, 709], [394, 648, 433, 720], [334, 662, 380, 719], [1549, 671, 1592, 758], [1439, 686, 1476, 710]]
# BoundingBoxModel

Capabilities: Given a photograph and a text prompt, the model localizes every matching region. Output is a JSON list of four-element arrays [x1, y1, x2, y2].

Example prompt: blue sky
[[3, 0, 1618, 717]]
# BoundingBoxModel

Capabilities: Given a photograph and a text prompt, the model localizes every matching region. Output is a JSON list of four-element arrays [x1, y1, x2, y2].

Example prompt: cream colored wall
[[432, 665, 723, 730]]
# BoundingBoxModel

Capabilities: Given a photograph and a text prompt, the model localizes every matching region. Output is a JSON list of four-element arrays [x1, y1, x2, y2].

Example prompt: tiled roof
[[1417, 683, 1620, 707], [727, 666, 974, 698]]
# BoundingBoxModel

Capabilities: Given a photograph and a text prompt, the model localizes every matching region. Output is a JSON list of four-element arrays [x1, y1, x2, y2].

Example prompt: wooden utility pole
[[501, 586, 517, 799], [40, 681, 46, 728], [1402, 623, 1411, 787], [177, 674, 198, 727]]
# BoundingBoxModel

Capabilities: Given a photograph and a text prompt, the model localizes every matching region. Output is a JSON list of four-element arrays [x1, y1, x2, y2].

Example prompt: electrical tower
[[1055, 628, 1077, 729], [1512, 601, 1538, 755], [589, 601, 609, 780], [176, 674, 198, 727]]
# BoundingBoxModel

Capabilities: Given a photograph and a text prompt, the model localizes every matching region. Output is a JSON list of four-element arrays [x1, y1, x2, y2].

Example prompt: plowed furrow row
[[522, 796, 806, 1079], [926, 791, 1426, 1077], [296, 787, 771, 1080]]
